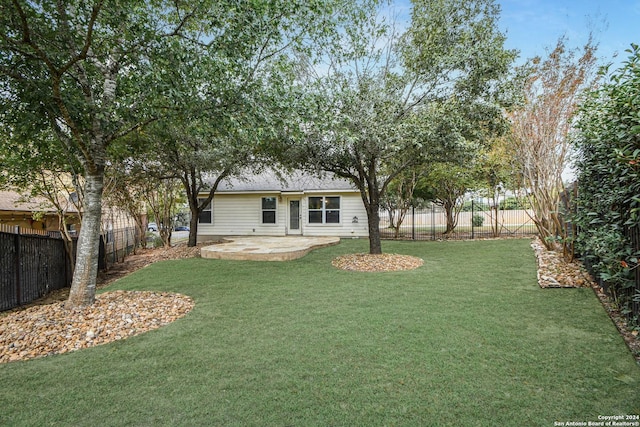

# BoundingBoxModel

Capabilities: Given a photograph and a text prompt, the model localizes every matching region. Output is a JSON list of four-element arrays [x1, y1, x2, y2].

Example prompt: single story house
[[0, 189, 140, 236], [0, 190, 80, 234], [196, 170, 369, 242]]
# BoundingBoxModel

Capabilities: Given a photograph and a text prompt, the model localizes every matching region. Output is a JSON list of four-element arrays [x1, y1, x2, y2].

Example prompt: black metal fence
[[628, 225, 640, 323], [0, 231, 70, 311], [380, 201, 537, 240], [100, 227, 139, 269], [584, 225, 640, 324], [1, 226, 139, 311]]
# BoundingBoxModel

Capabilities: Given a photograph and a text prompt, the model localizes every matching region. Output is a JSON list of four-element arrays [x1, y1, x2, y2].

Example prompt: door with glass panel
[[288, 200, 301, 234]]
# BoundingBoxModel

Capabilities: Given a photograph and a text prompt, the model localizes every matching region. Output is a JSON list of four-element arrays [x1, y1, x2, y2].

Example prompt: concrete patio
[[200, 236, 341, 261]]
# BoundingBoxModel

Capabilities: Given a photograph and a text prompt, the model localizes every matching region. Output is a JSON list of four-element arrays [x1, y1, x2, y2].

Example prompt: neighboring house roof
[[0, 190, 79, 213], [211, 170, 357, 193]]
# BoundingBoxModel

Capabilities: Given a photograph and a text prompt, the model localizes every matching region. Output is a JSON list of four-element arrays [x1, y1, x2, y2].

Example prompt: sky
[[497, 0, 638, 69], [390, 0, 638, 71]]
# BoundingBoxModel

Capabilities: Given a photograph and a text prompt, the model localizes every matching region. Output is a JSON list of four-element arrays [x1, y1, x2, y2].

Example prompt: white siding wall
[[300, 193, 368, 238], [197, 191, 369, 240], [197, 194, 285, 239]]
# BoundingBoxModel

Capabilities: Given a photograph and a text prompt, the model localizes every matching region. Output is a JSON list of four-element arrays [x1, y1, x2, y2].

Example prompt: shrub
[[572, 46, 640, 326], [462, 201, 489, 212], [472, 214, 485, 227], [499, 197, 528, 210]]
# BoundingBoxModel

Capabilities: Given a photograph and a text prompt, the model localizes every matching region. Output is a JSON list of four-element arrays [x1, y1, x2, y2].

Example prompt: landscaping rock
[[0, 291, 194, 364], [530, 237, 592, 288]]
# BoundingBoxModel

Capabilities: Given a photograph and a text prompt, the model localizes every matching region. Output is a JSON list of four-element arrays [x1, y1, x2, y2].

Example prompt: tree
[[103, 163, 150, 251], [0, 0, 338, 306], [140, 0, 341, 247], [0, 1, 223, 307], [422, 162, 477, 234], [143, 177, 183, 248], [275, 0, 516, 254], [475, 135, 518, 237], [0, 127, 83, 270], [381, 168, 424, 238], [508, 36, 599, 253]]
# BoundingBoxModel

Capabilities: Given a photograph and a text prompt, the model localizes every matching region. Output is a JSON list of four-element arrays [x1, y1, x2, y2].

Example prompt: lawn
[[1, 239, 638, 426]]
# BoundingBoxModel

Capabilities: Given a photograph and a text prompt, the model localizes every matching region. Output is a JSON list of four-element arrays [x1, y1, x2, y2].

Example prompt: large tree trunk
[[443, 200, 457, 234], [366, 203, 382, 254], [188, 212, 199, 246], [187, 188, 200, 247], [65, 171, 104, 308]]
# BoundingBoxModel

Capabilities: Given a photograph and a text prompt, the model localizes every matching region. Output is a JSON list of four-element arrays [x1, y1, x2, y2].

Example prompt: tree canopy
[[273, 0, 516, 253], [0, 0, 341, 307]]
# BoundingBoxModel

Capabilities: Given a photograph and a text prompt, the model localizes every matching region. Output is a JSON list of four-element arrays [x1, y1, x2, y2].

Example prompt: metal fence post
[[471, 200, 475, 240], [13, 232, 21, 306], [412, 205, 416, 240]]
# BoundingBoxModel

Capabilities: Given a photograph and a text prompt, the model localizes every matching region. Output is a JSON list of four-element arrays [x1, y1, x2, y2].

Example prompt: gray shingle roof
[[214, 170, 357, 193]]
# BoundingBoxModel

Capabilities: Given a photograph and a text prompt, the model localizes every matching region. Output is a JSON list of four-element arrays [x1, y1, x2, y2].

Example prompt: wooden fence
[[0, 223, 53, 237]]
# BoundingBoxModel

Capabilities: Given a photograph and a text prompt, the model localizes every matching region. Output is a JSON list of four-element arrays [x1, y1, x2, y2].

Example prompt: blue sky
[[498, 0, 639, 68], [390, 0, 638, 70]]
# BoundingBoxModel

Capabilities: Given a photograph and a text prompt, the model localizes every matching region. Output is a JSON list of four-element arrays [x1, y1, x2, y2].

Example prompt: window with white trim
[[308, 196, 340, 224], [198, 198, 212, 224], [261, 197, 277, 224]]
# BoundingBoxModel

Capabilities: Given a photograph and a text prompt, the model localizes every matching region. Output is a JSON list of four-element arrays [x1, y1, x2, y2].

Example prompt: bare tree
[[103, 166, 150, 251], [509, 36, 599, 253], [143, 178, 182, 248]]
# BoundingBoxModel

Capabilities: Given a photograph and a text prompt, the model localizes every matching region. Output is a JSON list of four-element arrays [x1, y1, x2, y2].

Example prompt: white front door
[[288, 199, 302, 235]]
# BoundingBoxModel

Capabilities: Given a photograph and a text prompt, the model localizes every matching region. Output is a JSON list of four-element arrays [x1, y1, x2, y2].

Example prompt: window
[[262, 197, 277, 224], [308, 196, 340, 224], [198, 198, 212, 224]]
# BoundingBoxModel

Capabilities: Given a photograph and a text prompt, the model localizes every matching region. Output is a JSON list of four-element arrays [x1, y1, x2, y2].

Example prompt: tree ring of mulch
[[332, 253, 424, 272], [0, 290, 194, 364]]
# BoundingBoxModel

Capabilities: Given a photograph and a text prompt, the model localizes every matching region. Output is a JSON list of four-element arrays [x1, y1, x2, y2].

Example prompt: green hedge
[[572, 46, 640, 326]]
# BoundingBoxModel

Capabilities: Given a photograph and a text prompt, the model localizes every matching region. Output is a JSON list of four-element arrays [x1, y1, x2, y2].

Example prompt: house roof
[[0, 190, 79, 213], [212, 170, 358, 193]]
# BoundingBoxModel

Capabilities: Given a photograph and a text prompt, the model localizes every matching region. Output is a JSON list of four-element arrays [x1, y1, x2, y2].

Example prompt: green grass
[[1, 239, 638, 426]]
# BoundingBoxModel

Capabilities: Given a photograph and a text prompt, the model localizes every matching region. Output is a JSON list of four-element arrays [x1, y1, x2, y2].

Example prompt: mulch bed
[[0, 291, 194, 363], [332, 253, 424, 272], [530, 238, 593, 288]]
